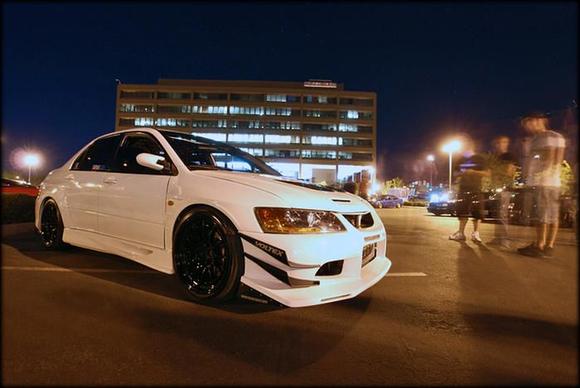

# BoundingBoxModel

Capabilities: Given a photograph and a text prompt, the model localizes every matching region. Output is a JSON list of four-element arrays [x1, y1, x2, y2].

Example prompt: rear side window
[[72, 135, 123, 171], [113, 133, 170, 174]]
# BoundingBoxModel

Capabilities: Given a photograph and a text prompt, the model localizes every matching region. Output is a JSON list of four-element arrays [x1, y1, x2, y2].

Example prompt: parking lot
[[2, 207, 577, 385]]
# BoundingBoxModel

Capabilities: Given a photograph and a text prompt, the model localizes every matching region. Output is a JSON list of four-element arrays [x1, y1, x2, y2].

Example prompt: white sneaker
[[471, 231, 483, 243], [449, 231, 466, 241]]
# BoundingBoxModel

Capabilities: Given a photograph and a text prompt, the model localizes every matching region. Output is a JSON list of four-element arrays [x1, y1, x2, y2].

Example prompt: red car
[[2, 178, 39, 197]]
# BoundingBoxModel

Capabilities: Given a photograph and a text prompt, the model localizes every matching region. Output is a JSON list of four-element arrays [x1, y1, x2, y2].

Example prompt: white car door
[[98, 132, 173, 249], [65, 134, 123, 232]]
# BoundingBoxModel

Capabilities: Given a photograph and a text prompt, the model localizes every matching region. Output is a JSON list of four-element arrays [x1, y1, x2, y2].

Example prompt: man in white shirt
[[518, 112, 566, 258]]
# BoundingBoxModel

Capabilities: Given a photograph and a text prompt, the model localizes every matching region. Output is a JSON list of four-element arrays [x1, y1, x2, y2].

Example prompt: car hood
[[191, 170, 372, 213]]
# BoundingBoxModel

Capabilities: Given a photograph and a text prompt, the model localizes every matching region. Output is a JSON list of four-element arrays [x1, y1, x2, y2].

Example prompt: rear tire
[[173, 206, 244, 304], [40, 199, 65, 249]]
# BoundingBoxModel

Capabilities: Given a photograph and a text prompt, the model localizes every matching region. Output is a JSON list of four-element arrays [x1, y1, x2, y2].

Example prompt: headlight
[[254, 207, 346, 234]]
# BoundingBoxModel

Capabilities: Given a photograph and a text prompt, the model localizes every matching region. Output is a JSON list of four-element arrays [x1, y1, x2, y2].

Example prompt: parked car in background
[[370, 194, 404, 209], [427, 188, 575, 228], [427, 199, 456, 216], [2, 178, 39, 197]]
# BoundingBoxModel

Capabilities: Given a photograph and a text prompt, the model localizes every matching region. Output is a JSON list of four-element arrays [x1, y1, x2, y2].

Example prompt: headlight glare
[[254, 207, 346, 234]]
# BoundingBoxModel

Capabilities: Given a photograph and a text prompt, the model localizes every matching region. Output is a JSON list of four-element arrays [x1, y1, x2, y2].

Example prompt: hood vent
[[332, 198, 351, 203]]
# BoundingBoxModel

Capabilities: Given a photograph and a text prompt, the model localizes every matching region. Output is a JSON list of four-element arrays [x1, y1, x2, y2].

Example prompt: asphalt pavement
[[2, 207, 578, 385]]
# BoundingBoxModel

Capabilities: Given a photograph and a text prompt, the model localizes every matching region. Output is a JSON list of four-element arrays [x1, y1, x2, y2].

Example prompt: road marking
[[1, 266, 158, 274], [386, 272, 427, 277]]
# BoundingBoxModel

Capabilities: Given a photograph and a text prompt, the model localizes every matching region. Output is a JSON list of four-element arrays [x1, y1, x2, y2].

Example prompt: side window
[[114, 133, 170, 174], [72, 135, 123, 171]]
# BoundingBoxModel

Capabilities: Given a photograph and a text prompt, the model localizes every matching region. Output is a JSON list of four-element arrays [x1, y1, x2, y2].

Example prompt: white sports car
[[35, 128, 391, 307]]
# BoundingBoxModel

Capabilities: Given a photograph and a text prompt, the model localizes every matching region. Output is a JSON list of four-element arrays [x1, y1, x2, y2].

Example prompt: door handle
[[103, 177, 118, 185]]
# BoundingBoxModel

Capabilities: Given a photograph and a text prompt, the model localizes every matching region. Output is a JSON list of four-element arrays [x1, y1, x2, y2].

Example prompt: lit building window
[[191, 120, 228, 128], [339, 110, 372, 120], [266, 94, 286, 102], [264, 149, 300, 158], [303, 136, 337, 145], [338, 123, 358, 132], [338, 152, 373, 161], [191, 132, 227, 142], [240, 148, 264, 157], [301, 150, 336, 159], [229, 106, 294, 117], [265, 135, 300, 144], [155, 118, 190, 127], [120, 104, 155, 113], [228, 133, 264, 143], [192, 105, 227, 114], [134, 117, 154, 126]]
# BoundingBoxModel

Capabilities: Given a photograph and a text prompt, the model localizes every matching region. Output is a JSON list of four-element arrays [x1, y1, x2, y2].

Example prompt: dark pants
[[455, 191, 484, 220]]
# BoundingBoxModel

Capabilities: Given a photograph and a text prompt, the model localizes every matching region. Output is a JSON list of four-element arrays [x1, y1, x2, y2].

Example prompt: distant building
[[115, 79, 377, 183]]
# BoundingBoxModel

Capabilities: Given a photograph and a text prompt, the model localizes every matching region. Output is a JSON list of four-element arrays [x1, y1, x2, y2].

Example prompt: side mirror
[[136, 153, 166, 171]]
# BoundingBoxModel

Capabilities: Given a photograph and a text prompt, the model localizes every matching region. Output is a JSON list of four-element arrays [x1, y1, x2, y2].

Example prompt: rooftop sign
[[304, 80, 337, 88]]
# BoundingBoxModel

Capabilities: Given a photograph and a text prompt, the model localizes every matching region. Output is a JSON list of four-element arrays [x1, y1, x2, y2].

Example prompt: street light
[[441, 140, 462, 192], [426, 154, 435, 187], [22, 152, 41, 184]]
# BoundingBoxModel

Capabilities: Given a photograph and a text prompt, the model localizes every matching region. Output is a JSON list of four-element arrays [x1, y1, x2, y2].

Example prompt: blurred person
[[488, 136, 517, 248], [518, 112, 566, 258], [449, 137, 491, 243]]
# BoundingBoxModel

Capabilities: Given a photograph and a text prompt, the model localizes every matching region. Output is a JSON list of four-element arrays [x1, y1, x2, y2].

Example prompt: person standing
[[488, 136, 517, 248], [518, 112, 566, 258], [449, 137, 491, 243]]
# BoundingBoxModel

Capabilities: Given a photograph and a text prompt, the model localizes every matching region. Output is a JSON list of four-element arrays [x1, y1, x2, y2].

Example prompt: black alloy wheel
[[40, 199, 65, 249], [173, 206, 243, 303]]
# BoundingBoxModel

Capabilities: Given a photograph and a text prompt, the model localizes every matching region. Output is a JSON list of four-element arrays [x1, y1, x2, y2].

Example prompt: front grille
[[362, 243, 377, 267], [343, 212, 374, 229]]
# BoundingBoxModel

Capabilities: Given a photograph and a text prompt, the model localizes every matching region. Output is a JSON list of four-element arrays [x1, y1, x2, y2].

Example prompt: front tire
[[173, 206, 244, 304], [40, 199, 65, 249]]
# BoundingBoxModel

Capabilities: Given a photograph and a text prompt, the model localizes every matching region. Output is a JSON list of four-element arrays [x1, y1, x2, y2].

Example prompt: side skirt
[[62, 228, 174, 274]]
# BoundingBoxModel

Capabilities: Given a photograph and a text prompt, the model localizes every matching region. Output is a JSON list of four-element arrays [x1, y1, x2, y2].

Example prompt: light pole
[[22, 153, 41, 184], [426, 154, 435, 187], [441, 140, 461, 192]]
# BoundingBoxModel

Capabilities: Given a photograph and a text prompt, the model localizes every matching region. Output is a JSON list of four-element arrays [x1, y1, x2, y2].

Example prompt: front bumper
[[239, 216, 391, 307]]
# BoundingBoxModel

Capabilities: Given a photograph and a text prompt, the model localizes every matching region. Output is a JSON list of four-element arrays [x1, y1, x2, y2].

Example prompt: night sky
[[2, 2, 577, 181]]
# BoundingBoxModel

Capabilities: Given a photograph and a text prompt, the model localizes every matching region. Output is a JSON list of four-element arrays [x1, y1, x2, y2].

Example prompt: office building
[[115, 79, 377, 183]]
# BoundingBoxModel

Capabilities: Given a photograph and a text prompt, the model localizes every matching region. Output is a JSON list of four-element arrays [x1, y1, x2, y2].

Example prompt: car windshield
[[160, 131, 281, 176]]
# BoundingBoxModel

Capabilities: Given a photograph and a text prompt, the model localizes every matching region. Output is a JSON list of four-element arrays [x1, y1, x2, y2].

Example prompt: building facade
[[115, 79, 376, 183]]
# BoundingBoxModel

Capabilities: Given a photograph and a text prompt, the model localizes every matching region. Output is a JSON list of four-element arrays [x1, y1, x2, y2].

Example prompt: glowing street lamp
[[21, 152, 42, 184], [426, 154, 435, 186], [441, 140, 462, 192]]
